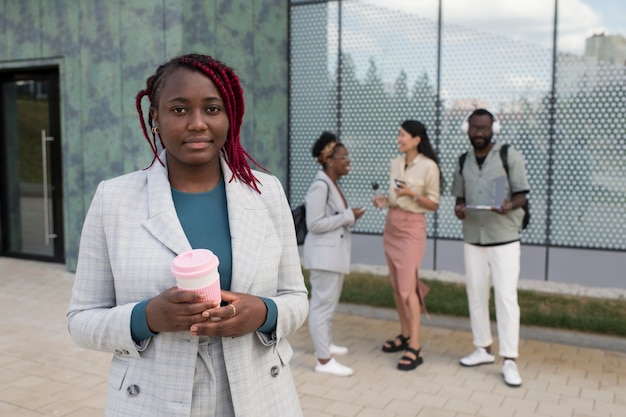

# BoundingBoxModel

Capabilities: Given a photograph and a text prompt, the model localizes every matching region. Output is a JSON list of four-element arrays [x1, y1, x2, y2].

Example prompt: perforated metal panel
[[289, 0, 626, 251], [551, 53, 626, 249], [290, 1, 439, 235], [436, 8, 554, 245], [290, 2, 339, 209]]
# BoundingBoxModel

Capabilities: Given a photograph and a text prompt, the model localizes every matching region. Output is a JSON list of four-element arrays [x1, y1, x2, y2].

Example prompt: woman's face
[[397, 127, 420, 154], [151, 67, 229, 171], [328, 145, 351, 177]]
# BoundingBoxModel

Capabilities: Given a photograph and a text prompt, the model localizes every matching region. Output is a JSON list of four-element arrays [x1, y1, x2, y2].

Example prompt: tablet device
[[466, 205, 493, 210]]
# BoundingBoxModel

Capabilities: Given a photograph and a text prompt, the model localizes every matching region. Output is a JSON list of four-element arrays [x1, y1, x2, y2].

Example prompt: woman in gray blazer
[[67, 54, 308, 417], [302, 132, 365, 376]]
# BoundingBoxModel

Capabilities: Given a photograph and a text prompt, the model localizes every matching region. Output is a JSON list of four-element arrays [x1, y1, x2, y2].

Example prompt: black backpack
[[459, 144, 530, 230], [291, 180, 330, 245]]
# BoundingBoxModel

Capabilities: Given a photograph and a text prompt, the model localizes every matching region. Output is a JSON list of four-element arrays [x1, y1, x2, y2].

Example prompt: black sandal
[[397, 347, 423, 371], [382, 334, 409, 353]]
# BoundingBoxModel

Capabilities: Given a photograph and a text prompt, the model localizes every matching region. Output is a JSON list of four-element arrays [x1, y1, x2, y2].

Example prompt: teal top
[[131, 178, 277, 341], [171, 180, 233, 286]]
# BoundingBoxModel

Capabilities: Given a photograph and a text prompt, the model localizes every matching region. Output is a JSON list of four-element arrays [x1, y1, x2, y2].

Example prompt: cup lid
[[171, 249, 219, 278]]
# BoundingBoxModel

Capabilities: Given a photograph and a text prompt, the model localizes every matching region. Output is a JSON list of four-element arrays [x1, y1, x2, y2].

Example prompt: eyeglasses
[[332, 155, 350, 161], [468, 125, 492, 133]]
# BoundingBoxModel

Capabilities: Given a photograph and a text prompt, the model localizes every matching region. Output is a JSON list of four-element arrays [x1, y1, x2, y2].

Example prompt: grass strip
[[302, 270, 626, 337]]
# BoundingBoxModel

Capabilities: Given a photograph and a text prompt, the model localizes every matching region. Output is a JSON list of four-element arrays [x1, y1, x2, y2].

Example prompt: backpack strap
[[458, 152, 468, 175], [458, 152, 468, 199], [499, 144, 530, 229], [499, 143, 513, 196], [499, 143, 521, 196], [315, 178, 331, 206], [499, 144, 510, 177]]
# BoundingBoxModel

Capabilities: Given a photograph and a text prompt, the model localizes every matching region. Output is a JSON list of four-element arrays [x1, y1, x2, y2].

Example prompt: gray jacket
[[302, 171, 355, 274], [68, 153, 308, 416]]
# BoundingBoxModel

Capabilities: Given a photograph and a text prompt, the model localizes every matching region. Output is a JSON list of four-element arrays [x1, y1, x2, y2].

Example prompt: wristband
[[412, 193, 419, 202]]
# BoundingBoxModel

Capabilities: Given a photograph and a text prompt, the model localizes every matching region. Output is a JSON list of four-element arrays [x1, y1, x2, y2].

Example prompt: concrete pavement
[[1, 257, 625, 417]]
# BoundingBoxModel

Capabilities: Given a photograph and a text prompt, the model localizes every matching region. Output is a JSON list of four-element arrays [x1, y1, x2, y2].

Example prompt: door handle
[[41, 129, 57, 245]]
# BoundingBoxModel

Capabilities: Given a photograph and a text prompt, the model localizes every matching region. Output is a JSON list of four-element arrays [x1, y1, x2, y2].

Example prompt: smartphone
[[393, 179, 407, 189]]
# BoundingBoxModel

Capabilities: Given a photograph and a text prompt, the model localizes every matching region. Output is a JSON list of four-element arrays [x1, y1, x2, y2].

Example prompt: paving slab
[[1, 257, 624, 417]]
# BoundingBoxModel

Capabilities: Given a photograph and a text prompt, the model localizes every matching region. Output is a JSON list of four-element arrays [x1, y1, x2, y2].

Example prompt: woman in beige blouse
[[373, 120, 441, 371]]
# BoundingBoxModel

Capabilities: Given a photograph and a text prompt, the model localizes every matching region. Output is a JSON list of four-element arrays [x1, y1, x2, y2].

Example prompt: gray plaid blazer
[[302, 171, 355, 274], [68, 154, 308, 416]]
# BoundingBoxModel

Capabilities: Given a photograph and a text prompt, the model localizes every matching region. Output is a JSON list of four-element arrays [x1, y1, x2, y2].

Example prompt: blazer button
[[270, 366, 280, 377], [127, 384, 140, 396]]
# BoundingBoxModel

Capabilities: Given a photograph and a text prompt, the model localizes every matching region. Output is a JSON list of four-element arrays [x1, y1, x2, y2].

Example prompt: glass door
[[0, 68, 64, 262]]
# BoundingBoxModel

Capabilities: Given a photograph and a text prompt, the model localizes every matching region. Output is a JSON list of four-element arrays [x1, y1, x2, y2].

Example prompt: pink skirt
[[383, 207, 429, 316]]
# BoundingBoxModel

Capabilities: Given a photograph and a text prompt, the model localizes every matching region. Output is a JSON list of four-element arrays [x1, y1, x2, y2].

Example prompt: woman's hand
[[189, 291, 267, 338], [393, 182, 413, 198], [372, 194, 388, 208], [145, 287, 219, 333], [352, 207, 366, 220]]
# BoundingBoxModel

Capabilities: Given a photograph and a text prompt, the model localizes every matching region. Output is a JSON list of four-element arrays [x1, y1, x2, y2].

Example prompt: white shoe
[[315, 358, 354, 376], [502, 359, 522, 387], [460, 347, 496, 367], [329, 343, 348, 356]]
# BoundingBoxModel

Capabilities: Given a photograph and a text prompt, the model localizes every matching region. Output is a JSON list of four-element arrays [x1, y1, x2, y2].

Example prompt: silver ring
[[230, 304, 237, 318]]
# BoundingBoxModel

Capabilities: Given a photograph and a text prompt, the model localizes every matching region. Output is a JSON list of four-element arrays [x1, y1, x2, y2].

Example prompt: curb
[[350, 264, 626, 300], [336, 303, 626, 353]]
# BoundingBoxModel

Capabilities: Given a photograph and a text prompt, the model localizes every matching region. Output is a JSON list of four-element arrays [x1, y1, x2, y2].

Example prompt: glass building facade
[[289, 0, 625, 285]]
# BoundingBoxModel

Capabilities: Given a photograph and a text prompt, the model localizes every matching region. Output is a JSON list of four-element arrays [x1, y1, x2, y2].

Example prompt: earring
[[151, 126, 159, 134]]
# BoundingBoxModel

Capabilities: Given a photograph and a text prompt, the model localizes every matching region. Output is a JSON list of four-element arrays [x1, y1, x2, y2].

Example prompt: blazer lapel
[[140, 155, 269, 282], [142, 158, 191, 256], [222, 160, 268, 293], [316, 171, 340, 211]]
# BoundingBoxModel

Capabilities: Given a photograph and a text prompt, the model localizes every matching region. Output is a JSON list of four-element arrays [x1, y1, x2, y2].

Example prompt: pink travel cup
[[171, 249, 221, 303]]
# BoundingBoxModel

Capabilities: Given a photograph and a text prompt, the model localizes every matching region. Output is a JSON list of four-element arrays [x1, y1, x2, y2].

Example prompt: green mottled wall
[[0, 0, 289, 271]]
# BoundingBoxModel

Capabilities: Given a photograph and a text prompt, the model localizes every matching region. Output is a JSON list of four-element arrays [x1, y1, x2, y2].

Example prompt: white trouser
[[464, 241, 520, 358], [308, 269, 344, 359]]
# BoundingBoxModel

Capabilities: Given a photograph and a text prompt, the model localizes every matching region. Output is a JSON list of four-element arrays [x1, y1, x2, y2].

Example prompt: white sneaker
[[329, 343, 348, 356], [459, 347, 496, 367], [502, 359, 522, 387], [315, 358, 354, 376]]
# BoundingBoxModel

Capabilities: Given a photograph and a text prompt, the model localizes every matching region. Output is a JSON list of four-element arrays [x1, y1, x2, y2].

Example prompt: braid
[[135, 54, 263, 192], [135, 90, 161, 168]]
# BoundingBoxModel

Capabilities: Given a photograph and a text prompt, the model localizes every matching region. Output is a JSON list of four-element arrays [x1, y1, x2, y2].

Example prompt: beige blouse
[[387, 153, 440, 214]]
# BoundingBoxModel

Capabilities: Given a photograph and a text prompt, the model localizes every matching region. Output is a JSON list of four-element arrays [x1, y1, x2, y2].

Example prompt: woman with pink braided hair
[[68, 54, 308, 416]]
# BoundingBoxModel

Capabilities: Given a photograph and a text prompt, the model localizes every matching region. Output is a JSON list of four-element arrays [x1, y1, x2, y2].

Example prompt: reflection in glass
[[4, 79, 54, 256]]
